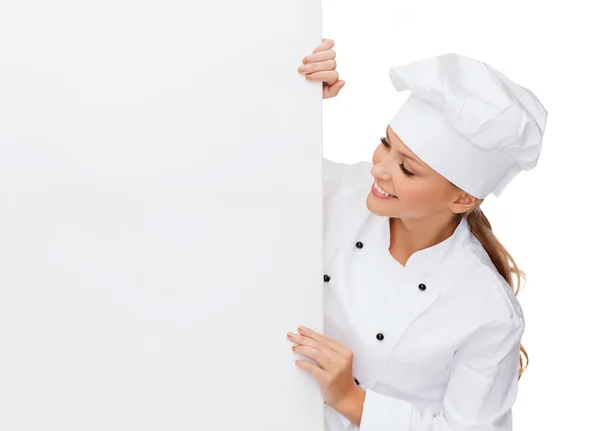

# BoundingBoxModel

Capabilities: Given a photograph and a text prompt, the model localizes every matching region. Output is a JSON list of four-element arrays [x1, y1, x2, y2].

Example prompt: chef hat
[[388, 53, 548, 199]]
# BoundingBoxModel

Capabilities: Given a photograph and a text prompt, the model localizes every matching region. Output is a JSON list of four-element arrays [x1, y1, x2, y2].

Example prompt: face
[[366, 125, 475, 220]]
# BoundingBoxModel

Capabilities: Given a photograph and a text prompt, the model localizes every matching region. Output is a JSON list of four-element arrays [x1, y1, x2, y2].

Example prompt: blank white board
[[0, 1, 324, 429]]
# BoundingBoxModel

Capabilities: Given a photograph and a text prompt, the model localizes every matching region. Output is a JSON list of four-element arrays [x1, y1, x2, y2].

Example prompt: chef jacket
[[322, 158, 525, 431]]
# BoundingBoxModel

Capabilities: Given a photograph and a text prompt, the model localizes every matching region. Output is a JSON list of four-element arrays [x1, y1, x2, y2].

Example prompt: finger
[[289, 332, 337, 357], [292, 345, 333, 369], [323, 80, 345, 99], [296, 359, 329, 382], [299, 326, 348, 353], [313, 38, 335, 53], [299, 59, 337, 75], [325, 80, 345, 98], [302, 49, 336, 64], [305, 70, 339, 85]]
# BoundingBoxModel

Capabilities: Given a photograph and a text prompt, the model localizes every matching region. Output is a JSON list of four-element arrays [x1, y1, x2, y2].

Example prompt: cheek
[[395, 179, 425, 203], [395, 179, 442, 207]]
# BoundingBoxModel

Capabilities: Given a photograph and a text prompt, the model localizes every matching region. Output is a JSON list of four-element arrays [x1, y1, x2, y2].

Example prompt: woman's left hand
[[287, 325, 363, 410]]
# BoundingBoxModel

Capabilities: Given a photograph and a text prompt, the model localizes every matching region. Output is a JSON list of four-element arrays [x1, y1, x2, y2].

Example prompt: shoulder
[[449, 232, 525, 325], [322, 158, 374, 269], [323, 158, 372, 201]]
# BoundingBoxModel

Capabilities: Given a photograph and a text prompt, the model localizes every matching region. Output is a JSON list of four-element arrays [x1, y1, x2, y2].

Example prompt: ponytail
[[464, 204, 529, 380]]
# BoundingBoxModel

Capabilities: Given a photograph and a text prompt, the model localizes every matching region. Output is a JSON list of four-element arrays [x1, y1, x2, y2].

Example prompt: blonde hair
[[461, 200, 529, 380]]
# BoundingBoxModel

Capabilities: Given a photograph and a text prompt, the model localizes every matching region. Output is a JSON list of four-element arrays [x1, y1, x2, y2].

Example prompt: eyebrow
[[386, 128, 422, 166]]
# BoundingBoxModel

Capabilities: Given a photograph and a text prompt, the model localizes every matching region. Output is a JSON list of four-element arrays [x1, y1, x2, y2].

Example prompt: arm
[[346, 317, 525, 431]]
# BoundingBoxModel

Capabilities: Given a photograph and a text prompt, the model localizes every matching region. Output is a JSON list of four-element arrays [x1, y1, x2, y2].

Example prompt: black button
[[324, 274, 330, 282], [354, 377, 360, 385], [418, 283, 427, 291], [376, 333, 384, 341], [355, 241, 363, 249]]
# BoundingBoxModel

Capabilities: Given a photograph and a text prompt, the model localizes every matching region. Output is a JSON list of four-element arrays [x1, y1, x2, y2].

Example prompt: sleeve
[[357, 317, 526, 431]]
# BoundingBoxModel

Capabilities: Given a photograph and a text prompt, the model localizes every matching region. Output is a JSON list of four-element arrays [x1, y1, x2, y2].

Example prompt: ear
[[449, 191, 478, 215]]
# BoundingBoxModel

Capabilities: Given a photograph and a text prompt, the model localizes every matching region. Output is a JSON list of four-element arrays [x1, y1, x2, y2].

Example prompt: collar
[[377, 215, 471, 279]]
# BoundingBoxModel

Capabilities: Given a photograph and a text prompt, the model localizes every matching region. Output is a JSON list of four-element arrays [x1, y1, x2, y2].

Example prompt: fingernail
[[299, 326, 306, 332]]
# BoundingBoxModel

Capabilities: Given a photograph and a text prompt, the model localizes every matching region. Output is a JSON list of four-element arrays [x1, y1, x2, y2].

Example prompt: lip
[[375, 181, 395, 196], [371, 182, 397, 199]]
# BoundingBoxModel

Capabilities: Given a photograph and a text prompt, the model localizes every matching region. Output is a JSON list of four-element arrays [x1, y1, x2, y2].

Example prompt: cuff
[[359, 389, 413, 431]]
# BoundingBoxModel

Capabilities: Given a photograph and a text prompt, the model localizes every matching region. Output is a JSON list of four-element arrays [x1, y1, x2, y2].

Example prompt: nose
[[371, 163, 393, 182]]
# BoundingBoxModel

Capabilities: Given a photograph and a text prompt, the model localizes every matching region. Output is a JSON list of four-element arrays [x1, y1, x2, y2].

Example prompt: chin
[[366, 193, 398, 216]]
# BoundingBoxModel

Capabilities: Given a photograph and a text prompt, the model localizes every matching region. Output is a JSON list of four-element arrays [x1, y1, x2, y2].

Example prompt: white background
[[1, 0, 597, 429], [0, 1, 324, 429], [322, 0, 599, 429]]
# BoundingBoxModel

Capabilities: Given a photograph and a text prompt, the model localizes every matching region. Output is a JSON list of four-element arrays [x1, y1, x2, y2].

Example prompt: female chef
[[287, 39, 548, 431]]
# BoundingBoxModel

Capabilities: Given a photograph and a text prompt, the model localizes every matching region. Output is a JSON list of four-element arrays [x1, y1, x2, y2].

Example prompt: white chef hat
[[388, 53, 548, 199]]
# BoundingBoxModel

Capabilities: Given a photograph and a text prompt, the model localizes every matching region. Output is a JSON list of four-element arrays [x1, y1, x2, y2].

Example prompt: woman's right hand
[[298, 38, 345, 99]]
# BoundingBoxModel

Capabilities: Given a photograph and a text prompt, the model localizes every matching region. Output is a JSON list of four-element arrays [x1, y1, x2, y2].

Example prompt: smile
[[372, 182, 397, 199]]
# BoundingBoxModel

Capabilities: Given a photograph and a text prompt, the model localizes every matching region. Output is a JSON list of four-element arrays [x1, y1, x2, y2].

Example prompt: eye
[[380, 137, 415, 177], [399, 162, 415, 177]]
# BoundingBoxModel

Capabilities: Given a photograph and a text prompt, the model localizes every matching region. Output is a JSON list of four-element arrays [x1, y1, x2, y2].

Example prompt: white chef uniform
[[322, 158, 525, 431], [320, 53, 546, 431]]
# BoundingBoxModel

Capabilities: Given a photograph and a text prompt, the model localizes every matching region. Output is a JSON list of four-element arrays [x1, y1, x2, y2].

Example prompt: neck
[[389, 214, 461, 266]]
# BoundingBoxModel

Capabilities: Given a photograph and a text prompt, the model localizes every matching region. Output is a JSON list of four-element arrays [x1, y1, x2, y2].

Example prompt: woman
[[287, 39, 547, 431]]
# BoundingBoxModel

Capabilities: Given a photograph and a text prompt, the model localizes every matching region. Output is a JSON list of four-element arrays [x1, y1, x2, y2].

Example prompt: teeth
[[375, 182, 394, 197]]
